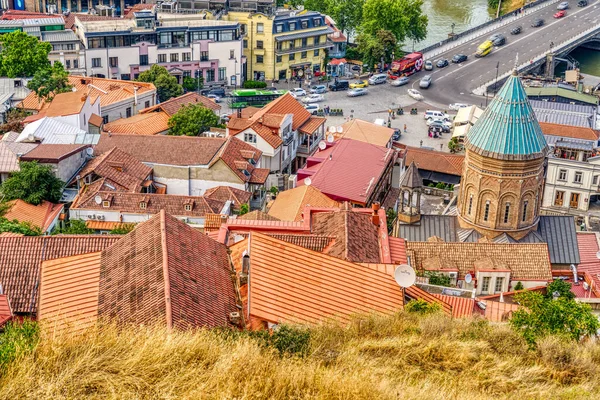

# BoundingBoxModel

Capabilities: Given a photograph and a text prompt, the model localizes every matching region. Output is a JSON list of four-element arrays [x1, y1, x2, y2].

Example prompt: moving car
[[310, 85, 327, 94], [304, 104, 319, 115], [449, 103, 470, 111], [511, 26, 522, 35], [436, 58, 449, 68], [554, 10, 566, 18], [390, 76, 409, 86], [206, 94, 221, 103], [302, 94, 324, 104], [419, 75, 432, 89], [475, 40, 493, 57], [532, 18, 544, 27], [408, 89, 424, 101], [202, 87, 226, 97], [368, 74, 387, 85], [347, 88, 368, 97], [557, 1, 569, 9], [329, 80, 349, 91], [452, 54, 468, 63], [578, 0, 588, 6], [489, 33, 506, 46], [290, 88, 307, 97], [424, 60, 433, 71], [349, 80, 368, 89]]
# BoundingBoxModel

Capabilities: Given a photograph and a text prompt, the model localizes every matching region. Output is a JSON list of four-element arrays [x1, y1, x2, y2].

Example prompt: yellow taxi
[[349, 80, 369, 89]]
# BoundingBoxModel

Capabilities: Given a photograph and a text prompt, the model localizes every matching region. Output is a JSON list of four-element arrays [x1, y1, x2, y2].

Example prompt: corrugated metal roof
[[535, 216, 580, 265], [466, 74, 548, 161], [16, 117, 99, 145], [41, 30, 79, 42], [525, 86, 599, 105], [22, 17, 64, 25], [398, 215, 458, 242], [531, 99, 596, 128]]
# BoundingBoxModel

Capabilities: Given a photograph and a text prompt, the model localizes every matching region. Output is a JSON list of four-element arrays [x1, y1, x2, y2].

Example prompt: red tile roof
[[99, 210, 237, 329], [540, 122, 599, 141], [299, 116, 326, 135], [204, 186, 252, 210], [268, 185, 340, 222], [576, 233, 600, 297], [404, 146, 464, 176], [0, 236, 120, 314], [104, 112, 170, 135], [140, 92, 220, 115], [3, 200, 64, 233], [19, 144, 88, 163], [0, 294, 13, 327], [250, 93, 311, 131], [216, 137, 268, 184], [432, 294, 475, 318], [388, 237, 408, 265]]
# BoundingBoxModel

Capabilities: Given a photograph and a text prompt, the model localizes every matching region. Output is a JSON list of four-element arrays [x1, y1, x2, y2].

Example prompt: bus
[[388, 52, 424, 80], [228, 89, 287, 109], [475, 41, 493, 58]]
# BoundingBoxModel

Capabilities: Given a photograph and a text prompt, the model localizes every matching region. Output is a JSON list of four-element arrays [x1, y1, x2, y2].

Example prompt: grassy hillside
[[1, 312, 599, 399]]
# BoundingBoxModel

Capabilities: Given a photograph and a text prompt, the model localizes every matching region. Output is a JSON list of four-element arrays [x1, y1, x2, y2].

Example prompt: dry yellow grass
[[1, 312, 600, 399]]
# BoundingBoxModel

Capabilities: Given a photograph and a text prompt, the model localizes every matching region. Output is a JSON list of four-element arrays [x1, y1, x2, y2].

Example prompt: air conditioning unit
[[97, 215, 105, 221], [448, 272, 458, 279]]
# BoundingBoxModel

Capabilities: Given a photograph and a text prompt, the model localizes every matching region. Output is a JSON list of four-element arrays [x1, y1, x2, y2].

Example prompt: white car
[[207, 94, 221, 103], [302, 94, 324, 104], [290, 88, 307, 97], [426, 118, 452, 129], [390, 77, 410, 87], [449, 103, 469, 111]]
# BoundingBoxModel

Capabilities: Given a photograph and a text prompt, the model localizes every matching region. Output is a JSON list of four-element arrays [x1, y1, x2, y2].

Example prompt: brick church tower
[[457, 71, 549, 240]]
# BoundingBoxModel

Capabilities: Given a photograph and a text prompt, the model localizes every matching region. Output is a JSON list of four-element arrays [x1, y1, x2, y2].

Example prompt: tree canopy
[[303, 0, 363, 35], [168, 104, 220, 136], [27, 62, 72, 101], [137, 65, 183, 102], [0, 31, 52, 78], [356, 30, 398, 68], [0, 162, 64, 205], [360, 0, 428, 43]]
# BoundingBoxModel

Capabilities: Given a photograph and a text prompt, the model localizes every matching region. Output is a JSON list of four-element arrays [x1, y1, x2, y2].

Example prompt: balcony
[[297, 132, 323, 156], [275, 41, 333, 56], [249, 187, 267, 210]]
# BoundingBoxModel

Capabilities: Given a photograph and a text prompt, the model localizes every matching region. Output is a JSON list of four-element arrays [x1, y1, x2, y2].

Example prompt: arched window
[[503, 203, 510, 224], [468, 195, 473, 215], [483, 201, 490, 222], [522, 200, 529, 222]]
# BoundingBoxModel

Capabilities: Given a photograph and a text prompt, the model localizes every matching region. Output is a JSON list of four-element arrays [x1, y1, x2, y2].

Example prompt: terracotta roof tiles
[[204, 186, 252, 210], [104, 112, 170, 135], [44, 91, 90, 117], [432, 294, 475, 318], [268, 186, 339, 222], [250, 93, 311, 131], [337, 119, 394, 146], [237, 210, 280, 221], [140, 92, 220, 115], [540, 122, 599, 141], [19, 144, 88, 163], [388, 237, 408, 264], [3, 200, 63, 233], [299, 116, 326, 135], [217, 136, 267, 183], [404, 146, 464, 176], [89, 113, 103, 127], [576, 233, 600, 297], [0, 294, 13, 327]]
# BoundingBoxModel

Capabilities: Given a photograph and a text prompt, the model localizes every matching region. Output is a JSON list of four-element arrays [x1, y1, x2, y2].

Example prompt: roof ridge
[[159, 210, 173, 331]]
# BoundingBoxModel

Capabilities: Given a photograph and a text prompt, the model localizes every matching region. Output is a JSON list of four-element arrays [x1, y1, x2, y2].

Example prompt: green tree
[[510, 286, 600, 345], [52, 219, 94, 235], [546, 279, 576, 301], [426, 271, 451, 286], [356, 30, 398, 67], [386, 208, 397, 233], [137, 64, 183, 102], [182, 76, 203, 92], [168, 104, 220, 136], [243, 80, 267, 89], [1, 161, 64, 205], [26, 62, 72, 101], [405, 299, 442, 315], [0, 217, 41, 236], [360, 0, 428, 44], [0, 30, 52, 78], [514, 281, 524, 291], [239, 203, 249, 215]]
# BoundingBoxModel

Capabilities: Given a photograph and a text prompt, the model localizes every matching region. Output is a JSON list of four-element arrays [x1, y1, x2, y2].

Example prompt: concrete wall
[[542, 157, 600, 212], [101, 91, 157, 122], [41, 150, 88, 183]]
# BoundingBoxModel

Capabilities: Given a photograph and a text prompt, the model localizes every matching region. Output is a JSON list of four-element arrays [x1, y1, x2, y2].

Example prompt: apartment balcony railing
[[297, 132, 323, 155], [275, 41, 333, 56]]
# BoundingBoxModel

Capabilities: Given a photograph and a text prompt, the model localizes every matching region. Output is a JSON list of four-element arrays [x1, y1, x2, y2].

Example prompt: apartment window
[[145, 101, 150, 108], [314, 18, 321, 27], [314, 49, 320, 57], [102, 115, 109, 124], [230, 49, 235, 59], [503, 203, 510, 224], [139, 202, 147, 210], [218, 67, 226, 81], [257, 23, 264, 33], [574, 171, 583, 184], [558, 169, 567, 181], [289, 40, 295, 49], [109, 57, 118, 68], [184, 204, 192, 211], [244, 132, 256, 143], [91, 58, 101, 68], [170, 53, 179, 62], [289, 22, 295, 31], [126, 107, 132, 118], [276, 55, 282, 63], [554, 190, 564, 206], [65, 60, 71, 69], [289, 53, 295, 61], [301, 20, 308, 29], [243, 39, 248, 48], [595, 175, 600, 185], [206, 69, 215, 82], [240, 24, 247, 35], [301, 51, 307, 59], [200, 51, 209, 61], [494, 277, 504, 293], [120, 74, 131, 80], [301, 38, 307, 47], [73, 59, 78, 68], [522, 201, 528, 222], [256, 55, 264, 64], [182, 52, 191, 61], [158, 54, 167, 63], [276, 24, 283, 33], [468, 195, 473, 215], [140, 54, 148, 65], [257, 40, 264, 49], [483, 201, 490, 222], [481, 277, 491, 294]]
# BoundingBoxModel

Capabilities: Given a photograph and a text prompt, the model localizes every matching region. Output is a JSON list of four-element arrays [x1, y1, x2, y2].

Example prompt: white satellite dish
[[465, 273, 473, 284], [327, 134, 335, 143], [394, 264, 416, 288], [304, 177, 312, 186], [328, 126, 336, 133], [336, 126, 343, 133], [318, 140, 327, 150], [86, 147, 94, 156], [94, 195, 103, 205]]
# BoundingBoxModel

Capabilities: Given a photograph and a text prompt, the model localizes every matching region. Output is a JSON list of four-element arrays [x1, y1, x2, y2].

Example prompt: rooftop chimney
[[372, 201, 380, 212], [372, 212, 380, 226]]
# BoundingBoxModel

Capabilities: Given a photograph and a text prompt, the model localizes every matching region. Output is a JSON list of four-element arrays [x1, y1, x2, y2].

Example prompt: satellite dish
[[336, 126, 343, 133], [327, 134, 334, 143], [465, 273, 473, 284], [94, 195, 102, 205], [328, 126, 336, 133], [304, 177, 312, 186], [86, 147, 94, 156], [394, 264, 416, 288], [318, 141, 327, 150]]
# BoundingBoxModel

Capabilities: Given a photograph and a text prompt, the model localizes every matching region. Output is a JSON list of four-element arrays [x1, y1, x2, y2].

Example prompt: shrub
[[435, 182, 446, 189], [514, 281, 524, 291], [426, 271, 451, 286], [405, 299, 442, 315], [243, 80, 267, 89], [239, 203, 249, 215], [0, 320, 39, 372]]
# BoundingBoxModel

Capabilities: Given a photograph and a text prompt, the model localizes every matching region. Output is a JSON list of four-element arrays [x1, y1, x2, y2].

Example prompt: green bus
[[228, 89, 287, 109]]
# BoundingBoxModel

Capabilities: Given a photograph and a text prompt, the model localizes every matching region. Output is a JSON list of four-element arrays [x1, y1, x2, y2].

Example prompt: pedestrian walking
[[403, 124, 407, 133]]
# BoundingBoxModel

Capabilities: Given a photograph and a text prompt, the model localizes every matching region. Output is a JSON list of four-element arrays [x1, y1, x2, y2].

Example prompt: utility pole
[[493, 61, 500, 97]]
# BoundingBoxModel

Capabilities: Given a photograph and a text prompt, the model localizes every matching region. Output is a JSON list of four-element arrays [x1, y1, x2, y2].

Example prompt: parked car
[[554, 10, 566, 18], [351, 65, 361, 71], [304, 104, 319, 114], [511, 26, 522, 35], [424, 60, 434, 71], [302, 94, 324, 104], [392, 129, 401, 141], [310, 85, 327, 94], [419, 75, 432, 89], [349, 80, 368, 89], [449, 103, 470, 111], [290, 88, 307, 97], [329, 80, 349, 91], [557, 1, 569, 9], [429, 122, 451, 133], [347, 88, 368, 97], [436, 58, 449, 68], [426, 118, 452, 129], [368, 74, 387, 85], [489, 34, 506, 46], [578, 0, 588, 6], [532, 18, 544, 27], [202, 87, 226, 97], [424, 110, 450, 120], [452, 54, 468, 63], [206, 94, 221, 103], [220, 113, 230, 122], [390, 76, 410, 86]]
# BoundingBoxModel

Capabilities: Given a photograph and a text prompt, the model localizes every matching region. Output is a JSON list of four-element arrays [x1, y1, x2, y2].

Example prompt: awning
[[289, 62, 312, 69], [452, 124, 470, 138], [328, 58, 346, 66], [275, 27, 333, 41]]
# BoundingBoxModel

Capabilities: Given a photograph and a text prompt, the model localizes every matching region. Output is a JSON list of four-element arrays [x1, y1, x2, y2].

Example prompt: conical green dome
[[465, 72, 548, 161]]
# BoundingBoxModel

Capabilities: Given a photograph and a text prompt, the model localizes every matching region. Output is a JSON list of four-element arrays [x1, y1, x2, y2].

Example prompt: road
[[410, 0, 600, 107]]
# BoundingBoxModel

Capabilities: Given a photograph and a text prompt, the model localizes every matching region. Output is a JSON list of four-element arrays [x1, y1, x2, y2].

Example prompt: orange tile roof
[[0, 232, 23, 237], [88, 113, 103, 127], [238, 210, 280, 221], [216, 136, 268, 184], [38, 252, 102, 334], [204, 186, 252, 210], [233, 106, 261, 119], [388, 237, 408, 264], [244, 232, 404, 325], [0, 294, 13, 327], [251, 121, 283, 148], [18, 94, 47, 112], [20, 144, 88, 163], [268, 186, 339, 222], [226, 117, 253, 133], [261, 113, 286, 128], [85, 220, 132, 231], [404, 146, 464, 176], [140, 92, 220, 115], [337, 119, 394, 147], [44, 91, 91, 117], [481, 300, 520, 322], [540, 122, 599, 141], [432, 294, 475, 318], [104, 112, 170, 135], [299, 116, 326, 135], [576, 233, 600, 297], [250, 93, 311, 131], [3, 200, 63, 233]]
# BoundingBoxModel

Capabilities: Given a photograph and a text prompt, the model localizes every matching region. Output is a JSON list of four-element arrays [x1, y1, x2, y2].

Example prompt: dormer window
[[184, 204, 192, 211], [248, 158, 256, 166], [102, 200, 110, 208], [242, 169, 251, 177], [139, 201, 147, 209]]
